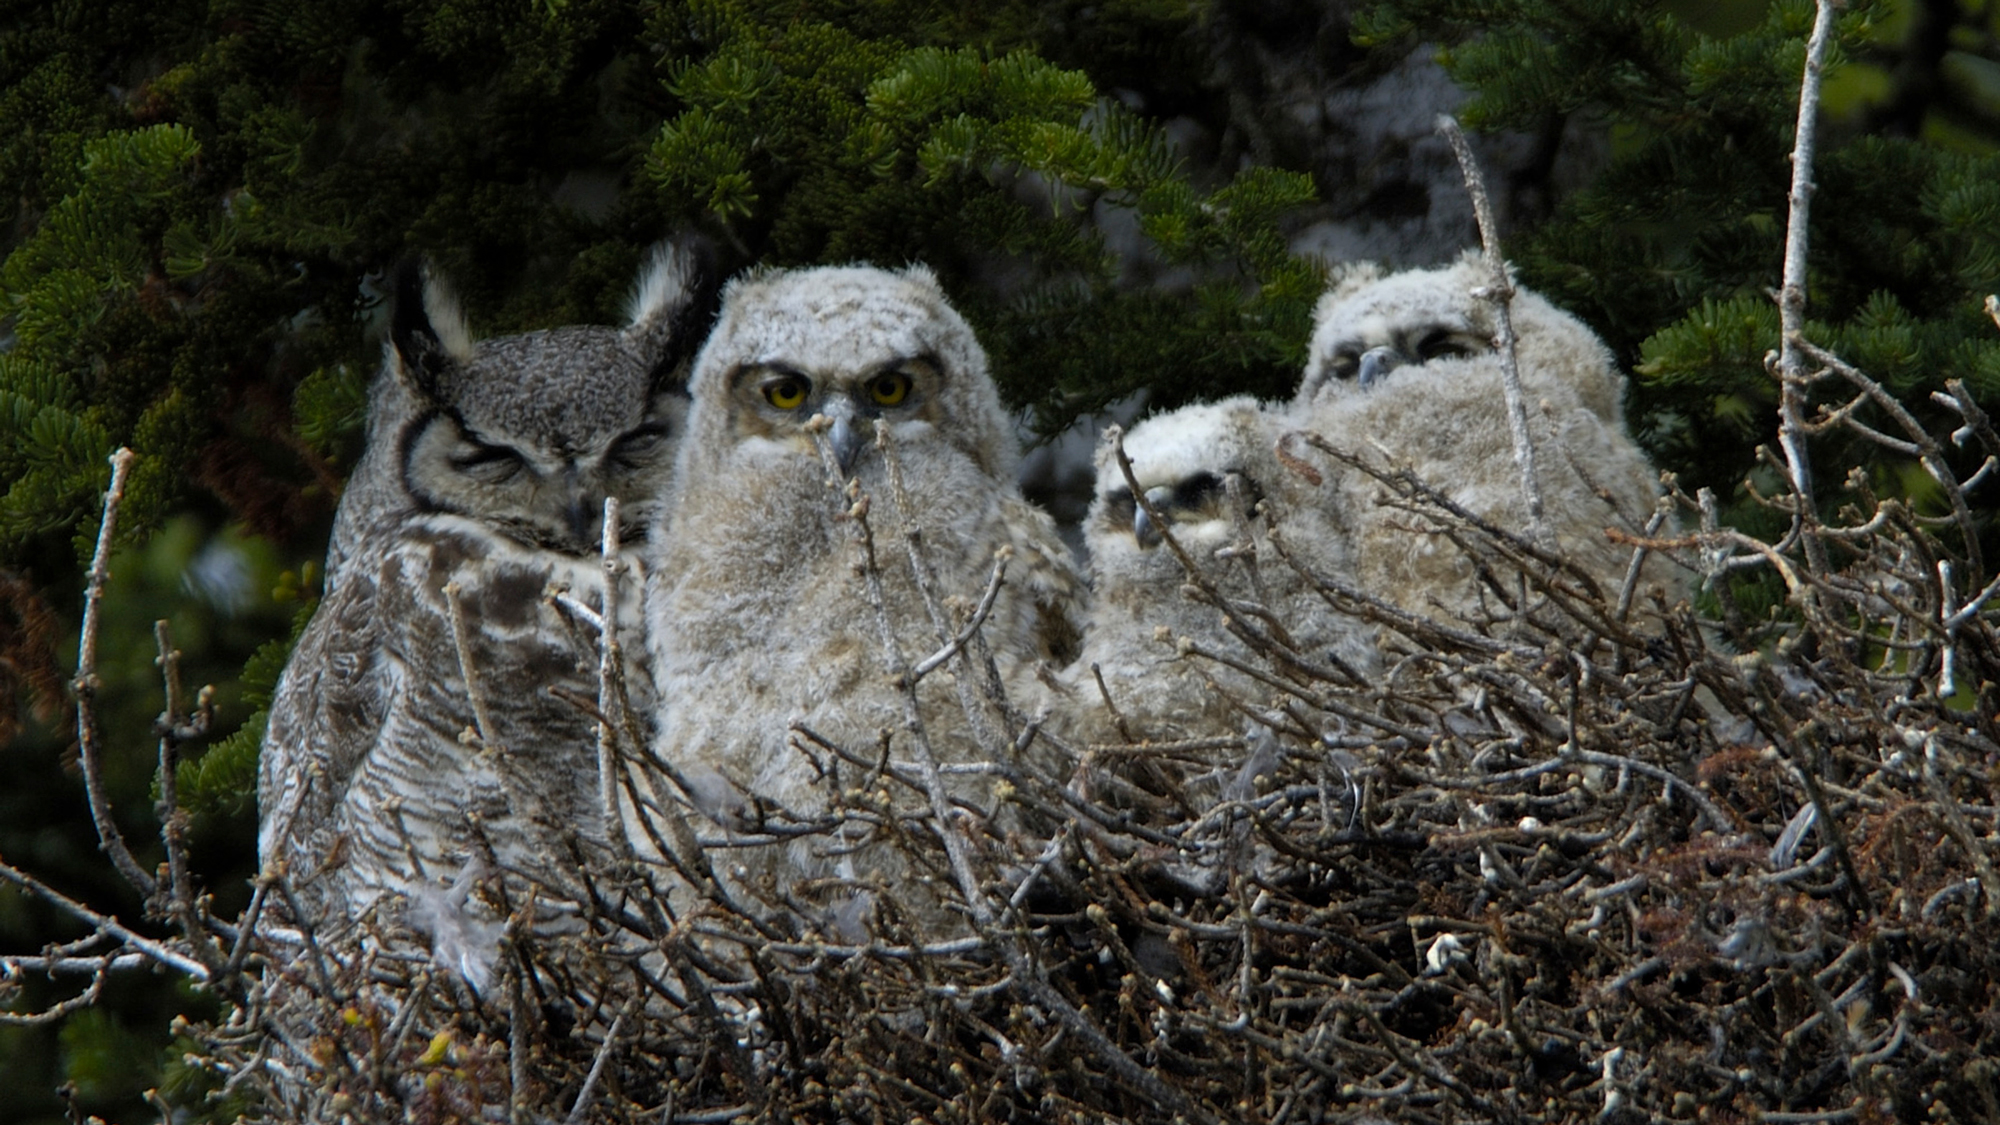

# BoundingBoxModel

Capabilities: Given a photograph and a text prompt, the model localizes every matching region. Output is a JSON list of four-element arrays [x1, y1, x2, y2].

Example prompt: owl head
[[1296, 256, 1497, 403], [1086, 396, 1274, 573], [677, 264, 1014, 484], [391, 241, 716, 555], [1295, 253, 1625, 422]]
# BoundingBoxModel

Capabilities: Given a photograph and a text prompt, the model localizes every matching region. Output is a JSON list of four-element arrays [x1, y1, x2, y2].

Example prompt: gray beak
[[565, 495, 594, 547], [1133, 485, 1174, 548], [561, 464, 596, 547], [820, 402, 867, 475], [1357, 345, 1407, 389]]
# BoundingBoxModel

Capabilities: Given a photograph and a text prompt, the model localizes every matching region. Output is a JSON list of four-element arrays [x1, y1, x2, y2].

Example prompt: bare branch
[[1436, 114, 1550, 550], [0, 858, 208, 980], [441, 580, 501, 750], [1794, 335, 1984, 583], [1773, 0, 1843, 577], [73, 447, 157, 897]]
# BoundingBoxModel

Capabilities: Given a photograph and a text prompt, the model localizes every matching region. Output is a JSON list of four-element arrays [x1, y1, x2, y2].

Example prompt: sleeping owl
[[258, 242, 712, 935], [1064, 396, 1377, 753], [1292, 254, 1672, 628], [637, 263, 1082, 927]]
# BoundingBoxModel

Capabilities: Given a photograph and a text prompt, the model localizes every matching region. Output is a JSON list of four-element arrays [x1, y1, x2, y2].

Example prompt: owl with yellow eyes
[[635, 263, 1082, 923]]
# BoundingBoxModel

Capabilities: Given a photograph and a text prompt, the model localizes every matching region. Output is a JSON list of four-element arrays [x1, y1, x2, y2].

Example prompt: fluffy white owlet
[[1293, 254, 1673, 627], [258, 243, 712, 936], [1064, 396, 1378, 753], [639, 264, 1083, 925]]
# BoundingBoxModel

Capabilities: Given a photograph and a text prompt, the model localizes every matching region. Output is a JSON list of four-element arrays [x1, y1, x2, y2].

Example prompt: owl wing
[[256, 539, 395, 875], [998, 494, 1087, 667]]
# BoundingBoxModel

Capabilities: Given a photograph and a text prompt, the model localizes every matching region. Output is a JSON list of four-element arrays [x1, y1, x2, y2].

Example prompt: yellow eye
[[762, 376, 809, 411], [868, 372, 911, 407]]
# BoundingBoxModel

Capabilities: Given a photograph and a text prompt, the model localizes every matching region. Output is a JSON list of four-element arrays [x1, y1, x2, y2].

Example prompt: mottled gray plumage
[[636, 264, 1083, 925], [259, 243, 711, 932]]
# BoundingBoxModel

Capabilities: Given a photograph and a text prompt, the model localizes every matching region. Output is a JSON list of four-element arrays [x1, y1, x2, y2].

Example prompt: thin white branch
[[1946, 567, 2000, 630], [1436, 114, 1550, 550], [73, 447, 157, 897], [0, 858, 209, 980], [1774, 0, 1843, 576], [564, 1009, 626, 1125], [546, 587, 604, 632], [907, 554, 1008, 681], [441, 580, 501, 750], [1, 953, 148, 974], [1939, 560, 1960, 698], [595, 496, 632, 864]]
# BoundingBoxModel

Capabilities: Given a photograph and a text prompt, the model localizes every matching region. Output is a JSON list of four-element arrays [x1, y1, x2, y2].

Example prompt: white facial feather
[[1114, 398, 1264, 492]]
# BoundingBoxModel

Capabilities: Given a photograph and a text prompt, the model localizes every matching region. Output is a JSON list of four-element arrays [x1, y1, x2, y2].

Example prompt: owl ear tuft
[[390, 257, 473, 400], [625, 235, 727, 393]]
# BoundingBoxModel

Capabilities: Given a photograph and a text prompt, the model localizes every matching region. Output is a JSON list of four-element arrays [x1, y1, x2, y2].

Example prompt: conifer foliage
[[1361, 0, 2000, 522], [0, 0, 1319, 582]]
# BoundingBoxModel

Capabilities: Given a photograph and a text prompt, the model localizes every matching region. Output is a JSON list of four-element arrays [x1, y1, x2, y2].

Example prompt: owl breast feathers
[[259, 242, 711, 934], [636, 263, 1083, 921]]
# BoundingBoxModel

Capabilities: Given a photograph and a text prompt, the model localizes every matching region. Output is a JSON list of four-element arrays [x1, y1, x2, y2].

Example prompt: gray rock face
[[1192, 3, 1605, 268]]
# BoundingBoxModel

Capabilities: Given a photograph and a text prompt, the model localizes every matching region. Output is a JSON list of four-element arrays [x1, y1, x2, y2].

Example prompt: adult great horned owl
[[1066, 396, 1376, 750], [1293, 254, 1671, 627], [639, 264, 1082, 922], [258, 243, 713, 933], [323, 248, 707, 593]]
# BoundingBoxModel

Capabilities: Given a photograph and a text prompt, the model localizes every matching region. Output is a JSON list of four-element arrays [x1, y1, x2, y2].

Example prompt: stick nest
[[169, 422, 2000, 1125]]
